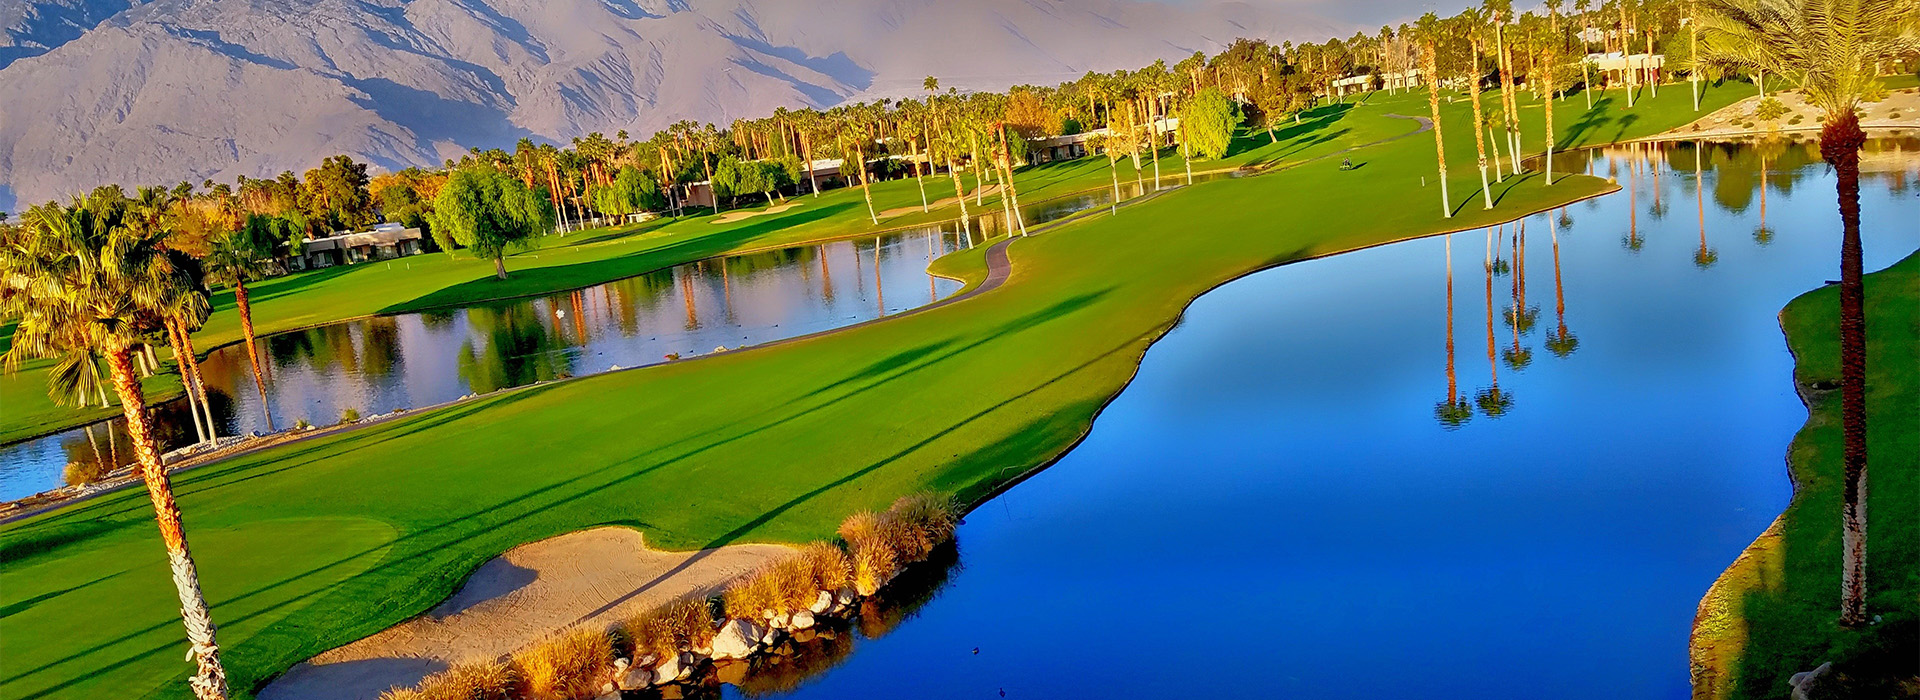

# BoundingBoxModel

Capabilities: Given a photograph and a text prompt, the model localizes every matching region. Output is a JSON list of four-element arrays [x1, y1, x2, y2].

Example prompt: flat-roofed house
[[292, 222, 424, 270]]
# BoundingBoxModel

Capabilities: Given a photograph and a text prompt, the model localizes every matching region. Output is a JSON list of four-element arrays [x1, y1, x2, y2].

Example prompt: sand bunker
[[711, 201, 803, 225], [259, 528, 791, 700]]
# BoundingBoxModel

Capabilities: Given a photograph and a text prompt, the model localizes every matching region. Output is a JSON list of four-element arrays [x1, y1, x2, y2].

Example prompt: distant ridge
[[0, 0, 1347, 210]]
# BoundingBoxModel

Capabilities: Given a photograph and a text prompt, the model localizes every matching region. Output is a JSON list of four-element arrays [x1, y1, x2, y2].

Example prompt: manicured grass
[[1719, 252, 1918, 699], [0, 84, 1726, 700], [0, 323, 184, 446]]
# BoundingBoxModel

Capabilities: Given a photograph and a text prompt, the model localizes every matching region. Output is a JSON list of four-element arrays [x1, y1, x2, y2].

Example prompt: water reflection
[[711, 136, 1916, 699], [1, 172, 1240, 500]]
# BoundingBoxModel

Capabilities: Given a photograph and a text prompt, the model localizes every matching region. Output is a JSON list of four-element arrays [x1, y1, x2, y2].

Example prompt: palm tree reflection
[[1436, 234, 1472, 429]]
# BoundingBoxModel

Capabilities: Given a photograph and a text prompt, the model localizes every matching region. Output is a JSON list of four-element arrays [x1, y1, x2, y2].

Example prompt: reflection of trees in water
[[457, 303, 567, 393], [1436, 233, 1472, 430]]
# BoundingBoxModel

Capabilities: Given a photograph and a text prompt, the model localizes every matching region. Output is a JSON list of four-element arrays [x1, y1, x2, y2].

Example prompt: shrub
[[623, 596, 716, 663], [340, 407, 362, 424], [512, 628, 614, 700], [378, 661, 515, 700], [724, 543, 853, 619], [887, 493, 958, 562], [1754, 97, 1788, 121], [61, 460, 111, 488], [295, 418, 312, 430]]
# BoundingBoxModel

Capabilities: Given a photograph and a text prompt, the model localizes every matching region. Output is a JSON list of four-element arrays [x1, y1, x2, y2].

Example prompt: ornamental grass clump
[[724, 543, 853, 619], [377, 660, 515, 700], [622, 596, 716, 663], [838, 492, 957, 595], [512, 627, 614, 700]]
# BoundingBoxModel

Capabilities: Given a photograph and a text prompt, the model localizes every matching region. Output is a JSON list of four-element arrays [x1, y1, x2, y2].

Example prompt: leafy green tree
[[1178, 87, 1238, 160], [299, 155, 374, 231], [430, 168, 556, 280]]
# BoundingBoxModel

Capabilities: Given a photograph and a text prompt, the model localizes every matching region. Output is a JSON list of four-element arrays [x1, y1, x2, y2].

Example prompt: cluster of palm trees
[[0, 186, 286, 698]]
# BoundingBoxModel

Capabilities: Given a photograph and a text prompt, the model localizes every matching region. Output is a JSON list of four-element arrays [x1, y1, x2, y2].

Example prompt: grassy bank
[[1, 82, 1731, 700], [1693, 252, 1918, 699]]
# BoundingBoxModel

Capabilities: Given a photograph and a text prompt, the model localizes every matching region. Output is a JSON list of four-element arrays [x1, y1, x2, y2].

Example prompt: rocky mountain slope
[[0, 0, 1345, 209]]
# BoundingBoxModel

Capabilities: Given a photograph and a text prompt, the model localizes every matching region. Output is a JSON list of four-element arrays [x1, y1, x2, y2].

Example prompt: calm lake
[[698, 136, 1918, 699], [0, 173, 1231, 501]]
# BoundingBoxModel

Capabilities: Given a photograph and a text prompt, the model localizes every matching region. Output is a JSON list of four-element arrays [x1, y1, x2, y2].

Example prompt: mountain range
[[0, 0, 1348, 210]]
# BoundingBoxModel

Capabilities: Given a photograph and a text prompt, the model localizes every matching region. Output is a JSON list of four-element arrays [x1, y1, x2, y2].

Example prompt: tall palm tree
[[1697, 0, 1916, 626], [1419, 13, 1454, 218], [204, 219, 279, 431], [1577, 0, 1596, 109], [2, 201, 232, 699], [1464, 11, 1499, 209]]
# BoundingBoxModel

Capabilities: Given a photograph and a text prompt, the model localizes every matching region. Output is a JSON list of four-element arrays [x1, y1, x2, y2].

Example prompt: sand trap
[[711, 201, 803, 225], [876, 185, 1002, 219], [259, 528, 792, 700]]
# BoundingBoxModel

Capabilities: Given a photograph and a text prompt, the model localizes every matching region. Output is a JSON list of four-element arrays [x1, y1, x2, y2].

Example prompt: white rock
[[710, 619, 763, 660], [616, 665, 654, 690], [614, 657, 631, 671], [654, 653, 683, 682], [790, 610, 815, 630], [809, 590, 834, 614], [759, 625, 779, 645]]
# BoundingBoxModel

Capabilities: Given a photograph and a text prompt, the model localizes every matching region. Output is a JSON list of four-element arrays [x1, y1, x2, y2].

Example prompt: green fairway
[[1723, 252, 1919, 699], [1, 81, 1740, 700]]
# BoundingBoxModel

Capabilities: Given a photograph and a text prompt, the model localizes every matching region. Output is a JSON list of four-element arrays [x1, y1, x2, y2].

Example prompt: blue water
[[722, 138, 1920, 698]]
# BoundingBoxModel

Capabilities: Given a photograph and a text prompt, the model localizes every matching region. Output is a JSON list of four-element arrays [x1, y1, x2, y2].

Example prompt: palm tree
[[1463, 10, 1499, 209], [1577, 0, 1597, 109], [1419, 13, 1454, 218], [204, 220, 279, 431], [2, 201, 232, 699], [1697, 0, 1916, 626]]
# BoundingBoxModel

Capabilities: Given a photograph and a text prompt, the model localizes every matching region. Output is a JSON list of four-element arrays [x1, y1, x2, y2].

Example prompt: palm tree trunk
[[997, 127, 1028, 235], [1424, 42, 1451, 218], [1544, 58, 1557, 186], [233, 281, 274, 431], [164, 319, 208, 445], [946, 157, 972, 238], [913, 138, 929, 213], [106, 347, 230, 700], [1107, 148, 1121, 215], [1469, 45, 1496, 209], [177, 321, 218, 441], [1824, 113, 1870, 627]]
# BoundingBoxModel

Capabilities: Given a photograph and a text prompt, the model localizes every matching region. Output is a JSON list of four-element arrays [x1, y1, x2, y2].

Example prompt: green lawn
[[0, 81, 1739, 700], [0, 323, 185, 446], [1726, 252, 1918, 699]]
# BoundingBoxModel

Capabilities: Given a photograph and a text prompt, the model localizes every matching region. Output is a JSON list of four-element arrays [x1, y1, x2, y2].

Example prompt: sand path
[[258, 528, 792, 700], [711, 201, 803, 225]]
